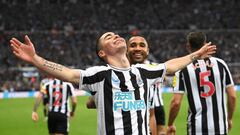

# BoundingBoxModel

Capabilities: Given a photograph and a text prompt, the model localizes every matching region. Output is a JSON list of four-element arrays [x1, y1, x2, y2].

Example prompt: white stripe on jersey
[[49, 82, 53, 111], [187, 63, 202, 133], [212, 58, 225, 134], [61, 83, 67, 114]]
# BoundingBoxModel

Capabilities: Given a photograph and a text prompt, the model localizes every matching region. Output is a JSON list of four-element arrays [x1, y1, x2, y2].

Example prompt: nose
[[114, 34, 120, 39], [134, 44, 141, 50]]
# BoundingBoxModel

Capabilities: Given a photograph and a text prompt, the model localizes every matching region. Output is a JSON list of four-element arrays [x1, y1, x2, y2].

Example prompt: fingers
[[10, 38, 23, 46], [10, 43, 19, 51], [25, 35, 33, 46], [207, 45, 217, 51]]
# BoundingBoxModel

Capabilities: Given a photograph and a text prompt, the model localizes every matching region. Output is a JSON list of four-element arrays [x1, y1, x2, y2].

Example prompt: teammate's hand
[[10, 35, 36, 64], [193, 42, 217, 60], [167, 125, 176, 135], [32, 112, 39, 122], [70, 111, 75, 117]]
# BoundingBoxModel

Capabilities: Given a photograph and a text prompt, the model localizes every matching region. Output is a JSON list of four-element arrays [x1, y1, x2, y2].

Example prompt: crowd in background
[[1, 0, 240, 91]]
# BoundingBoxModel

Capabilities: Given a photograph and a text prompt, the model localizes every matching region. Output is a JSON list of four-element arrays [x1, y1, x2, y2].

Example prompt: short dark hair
[[95, 34, 105, 62], [187, 32, 206, 51]]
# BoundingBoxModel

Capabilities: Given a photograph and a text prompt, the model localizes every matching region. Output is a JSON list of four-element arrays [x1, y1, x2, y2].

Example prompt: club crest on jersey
[[113, 91, 146, 111], [136, 75, 143, 86]]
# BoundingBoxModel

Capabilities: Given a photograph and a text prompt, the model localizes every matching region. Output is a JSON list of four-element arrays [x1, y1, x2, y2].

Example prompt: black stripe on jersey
[[130, 71, 143, 135], [139, 68, 164, 79], [58, 80, 63, 113], [181, 68, 196, 134], [138, 69, 148, 135], [217, 61, 227, 133], [51, 80, 57, 112], [150, 85, 155, 106], [178, 71, 185, 92], [104, 70, 115, 135], [65, 84, 71, 115], [194, 60, 208, 134], [114, 71, 132, 135], [205, 59, 220, 133], [82, 71, 106, 85], [156, 86, 162, 106], [46, 84, 50, 104]]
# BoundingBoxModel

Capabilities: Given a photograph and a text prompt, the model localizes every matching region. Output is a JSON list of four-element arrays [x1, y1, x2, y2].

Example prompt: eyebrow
[[103, 33, 113, 40]]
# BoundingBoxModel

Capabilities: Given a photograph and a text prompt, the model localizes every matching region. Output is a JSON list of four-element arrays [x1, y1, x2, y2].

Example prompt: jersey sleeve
[[222, 61, 234, 87], [173, 71, 185, 94], [79, 66, 107, 92]]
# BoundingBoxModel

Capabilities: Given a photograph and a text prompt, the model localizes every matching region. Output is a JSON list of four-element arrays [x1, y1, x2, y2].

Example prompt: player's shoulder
[[210, 57, 226, 64], [209, 57, 230, 68], [84, 65, 110, 72]]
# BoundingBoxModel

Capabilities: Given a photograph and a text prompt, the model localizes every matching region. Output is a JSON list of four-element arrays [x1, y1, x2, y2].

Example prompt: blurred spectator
[[1, 0, 240, 90]]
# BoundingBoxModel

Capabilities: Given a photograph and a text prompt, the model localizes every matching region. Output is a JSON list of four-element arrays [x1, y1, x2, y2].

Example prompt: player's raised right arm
[[10, 35, 80, 85]]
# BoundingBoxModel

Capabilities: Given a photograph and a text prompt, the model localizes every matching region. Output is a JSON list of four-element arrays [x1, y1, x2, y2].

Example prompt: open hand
[[195, 42, 217, 59], [10, 35, 36, 64]]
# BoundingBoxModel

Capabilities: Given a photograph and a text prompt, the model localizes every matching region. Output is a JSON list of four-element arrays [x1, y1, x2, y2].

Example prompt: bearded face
[[127, 36, 149, 64]]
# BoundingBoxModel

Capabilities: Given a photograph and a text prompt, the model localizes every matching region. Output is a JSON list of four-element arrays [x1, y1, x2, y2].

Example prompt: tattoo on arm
[[33, 98, 42, 112], [43, 60, 63, 72]]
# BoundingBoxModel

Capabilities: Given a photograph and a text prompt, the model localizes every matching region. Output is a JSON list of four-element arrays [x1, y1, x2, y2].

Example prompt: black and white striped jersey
[[148, 82, 164, 108], [43, 79, 76, 117], [79, 64, 166, 135], [174, 57, 234, 135], [40, 78, 53, 99], [144, 61, 164, 108]]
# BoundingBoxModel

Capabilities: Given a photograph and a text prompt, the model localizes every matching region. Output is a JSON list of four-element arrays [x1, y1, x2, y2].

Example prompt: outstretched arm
[[10, 35, 80, 84], [165, 42, 216, 74]]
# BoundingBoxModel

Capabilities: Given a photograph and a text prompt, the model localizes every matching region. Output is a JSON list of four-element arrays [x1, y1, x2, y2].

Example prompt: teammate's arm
[[149, 109, 157, 135], [226, 85, 236, 131], [167, 93, 184, 135], [10, 36, 80, 84], [70, 96, 77, 117], [165, 42, 216, 74], [32, 92, 43, 122]]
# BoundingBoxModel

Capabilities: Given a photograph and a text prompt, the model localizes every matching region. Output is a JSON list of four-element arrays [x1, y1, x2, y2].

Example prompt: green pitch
[[0, 93, 239, 135]]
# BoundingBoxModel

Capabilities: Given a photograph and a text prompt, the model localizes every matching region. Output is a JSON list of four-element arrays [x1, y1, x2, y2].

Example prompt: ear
[[98, 50, 106, 59]]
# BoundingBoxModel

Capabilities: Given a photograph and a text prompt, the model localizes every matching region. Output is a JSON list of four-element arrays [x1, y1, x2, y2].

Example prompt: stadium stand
[[0, 0, 240, 91]]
